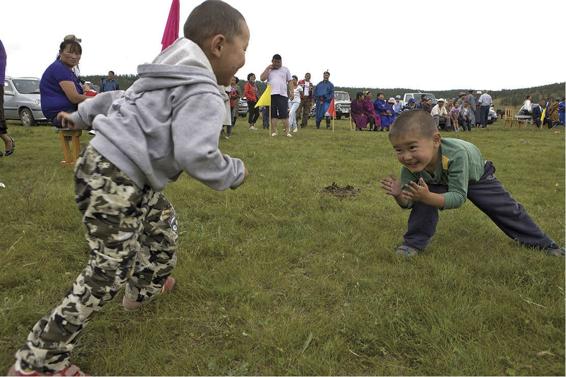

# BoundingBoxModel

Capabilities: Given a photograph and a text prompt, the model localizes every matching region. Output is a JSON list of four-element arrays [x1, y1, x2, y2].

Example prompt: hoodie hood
[[131, 38, 219, 93]]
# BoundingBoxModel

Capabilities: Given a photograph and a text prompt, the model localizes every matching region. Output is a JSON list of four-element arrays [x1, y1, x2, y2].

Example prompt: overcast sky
[[1, 0, 564, 91]]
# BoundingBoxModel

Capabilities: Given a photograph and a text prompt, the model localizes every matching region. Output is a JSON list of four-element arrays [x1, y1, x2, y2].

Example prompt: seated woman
[[362, 91, 380, 131], [40, 39, 88, 127], [350, 92, 367, 131], [518, 95, 532, 116]]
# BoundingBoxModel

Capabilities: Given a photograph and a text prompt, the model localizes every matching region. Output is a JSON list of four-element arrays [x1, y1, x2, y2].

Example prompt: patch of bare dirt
[[321, 182, 360, 198]]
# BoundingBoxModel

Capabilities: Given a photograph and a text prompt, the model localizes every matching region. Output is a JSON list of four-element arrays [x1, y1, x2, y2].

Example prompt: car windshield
[[420, 93, 436, 101], [13, 79, 41, 94], [335, 92, 350, 101]]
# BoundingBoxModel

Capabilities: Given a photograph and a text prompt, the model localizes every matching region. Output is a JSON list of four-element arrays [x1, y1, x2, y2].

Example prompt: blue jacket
[[314, 80, 334, 103], [100, 78, 120, 92]]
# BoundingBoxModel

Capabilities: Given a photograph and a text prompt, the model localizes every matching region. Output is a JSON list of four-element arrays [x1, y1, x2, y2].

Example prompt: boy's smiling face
[[390, 128, 441, 173], [210, 20, 250, 86]]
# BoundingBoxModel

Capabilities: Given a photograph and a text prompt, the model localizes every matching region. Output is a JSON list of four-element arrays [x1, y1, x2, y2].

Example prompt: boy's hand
[[56, 111, 76, 129], [380, 175, 402, 197], [402, 177, 430, 202]]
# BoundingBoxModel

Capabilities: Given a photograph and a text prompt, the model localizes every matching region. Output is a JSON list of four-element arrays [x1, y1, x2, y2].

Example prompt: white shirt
[[431, 104, 448, 116], [267, 66, 292, 96], [302, 80, 311, 96], [291, 85, 303, 103], [521, 99, 532, 112], [478, 93, 492, 106]]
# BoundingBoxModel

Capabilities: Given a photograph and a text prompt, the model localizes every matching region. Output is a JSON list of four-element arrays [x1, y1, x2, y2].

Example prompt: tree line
[[81, 74, 564, 107]]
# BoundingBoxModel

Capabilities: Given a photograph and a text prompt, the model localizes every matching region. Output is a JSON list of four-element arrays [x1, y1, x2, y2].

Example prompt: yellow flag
[[255, 85, 271, 107], [540, 107, 546, 124]]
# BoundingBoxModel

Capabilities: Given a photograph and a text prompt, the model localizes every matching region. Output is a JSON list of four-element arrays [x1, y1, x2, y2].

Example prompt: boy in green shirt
[[380, 110, 563, 257]]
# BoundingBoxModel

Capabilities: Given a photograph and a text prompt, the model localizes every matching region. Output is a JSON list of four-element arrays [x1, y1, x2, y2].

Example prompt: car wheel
[[19, 108, 36, 127]]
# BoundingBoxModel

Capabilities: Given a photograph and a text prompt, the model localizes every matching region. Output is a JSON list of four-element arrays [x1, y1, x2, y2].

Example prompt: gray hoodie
[[69, 38, 245, 192]]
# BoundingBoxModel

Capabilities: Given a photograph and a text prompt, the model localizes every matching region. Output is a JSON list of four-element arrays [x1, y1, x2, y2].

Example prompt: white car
[[3, 77, 47, 126], [487, 106, 498, 124]]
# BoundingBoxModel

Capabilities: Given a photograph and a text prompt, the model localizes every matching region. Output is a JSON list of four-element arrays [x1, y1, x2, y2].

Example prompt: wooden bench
[[57, 129, 82, 165]]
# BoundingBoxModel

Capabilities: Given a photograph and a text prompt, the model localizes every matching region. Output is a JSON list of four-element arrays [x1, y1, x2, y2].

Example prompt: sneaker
[[7, 364, 85, 376], [271, 132, 277, 137], [88, 130, 96, 136], [395, 245, 420, 257], [286, 133, 293, 138], [122, 276, 176, 311], [544, 246, 565, 257], [223, 136, 230, 140], [249, 126, 257, 130], [292, 128, 298, 133]]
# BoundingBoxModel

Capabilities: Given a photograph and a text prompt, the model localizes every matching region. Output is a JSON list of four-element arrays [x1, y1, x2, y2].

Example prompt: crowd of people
[[519, 94, 565, 128], [220, 55, 338, 138]]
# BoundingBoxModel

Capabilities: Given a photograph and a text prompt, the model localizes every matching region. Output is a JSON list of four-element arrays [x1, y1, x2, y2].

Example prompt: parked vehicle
[[488, 106, 498, 124], [238, 97, 248, 117], [401, 92, 437, 108], [334, 91, 350, 119], [309, 91, 351, 119], [3, 77, 47, 126]]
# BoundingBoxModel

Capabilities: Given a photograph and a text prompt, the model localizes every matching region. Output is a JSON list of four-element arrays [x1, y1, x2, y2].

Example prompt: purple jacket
[[0, 40, 6, 83]]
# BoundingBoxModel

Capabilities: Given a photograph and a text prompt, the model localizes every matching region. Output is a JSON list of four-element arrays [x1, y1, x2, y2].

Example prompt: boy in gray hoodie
[[9, 1, 249, 375]]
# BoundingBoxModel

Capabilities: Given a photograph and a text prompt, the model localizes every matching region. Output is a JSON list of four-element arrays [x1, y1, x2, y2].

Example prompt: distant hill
[[81, 74, 564, 108]]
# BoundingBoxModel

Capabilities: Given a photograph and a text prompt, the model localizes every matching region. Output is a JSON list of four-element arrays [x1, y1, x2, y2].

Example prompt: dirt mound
[[321, 182, 360, 198]]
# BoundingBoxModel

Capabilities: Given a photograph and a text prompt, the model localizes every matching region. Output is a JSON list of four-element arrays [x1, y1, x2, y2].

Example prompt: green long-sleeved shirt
[[399, 138, 486, 209]]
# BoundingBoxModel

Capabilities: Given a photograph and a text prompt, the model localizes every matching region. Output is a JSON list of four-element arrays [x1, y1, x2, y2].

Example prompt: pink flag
[[161, 0, 180, 51]]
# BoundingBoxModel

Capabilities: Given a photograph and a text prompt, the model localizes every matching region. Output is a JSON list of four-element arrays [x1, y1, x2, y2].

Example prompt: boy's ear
[[432, 131, 441, 146], [209, 34, 226, 59]]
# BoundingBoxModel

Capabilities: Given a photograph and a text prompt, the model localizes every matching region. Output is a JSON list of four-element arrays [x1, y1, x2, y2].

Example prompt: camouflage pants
[[14, 145, 178, 373]]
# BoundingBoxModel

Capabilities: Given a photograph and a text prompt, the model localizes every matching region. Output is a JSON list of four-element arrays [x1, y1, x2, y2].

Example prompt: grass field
[[0, 119, 564, 376]]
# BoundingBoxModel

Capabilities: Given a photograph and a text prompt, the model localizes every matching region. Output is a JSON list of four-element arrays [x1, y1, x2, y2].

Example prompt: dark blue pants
[[480, 105, 490, 128], [403, 161, 558, 251], [262, 107, 270, 129]]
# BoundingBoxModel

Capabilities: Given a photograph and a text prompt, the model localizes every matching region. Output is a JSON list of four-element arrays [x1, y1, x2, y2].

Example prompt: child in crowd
[[288, 75, 303, 133], [9, 0, 249, 375], [380, 110, 564, 257], [228, 76, 240, 128], [448, 101, 459, 131], [458, 102, 472, 131]]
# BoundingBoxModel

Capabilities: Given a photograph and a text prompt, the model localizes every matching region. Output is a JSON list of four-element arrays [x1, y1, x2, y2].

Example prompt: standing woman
[[40, 39, 88, 126], [288, 75, 302, 133], [0, 39, 15, 156], [244, 73, 259, 130]]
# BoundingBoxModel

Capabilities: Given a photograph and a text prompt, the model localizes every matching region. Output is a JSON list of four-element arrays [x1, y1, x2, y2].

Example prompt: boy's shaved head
[[389, 110, 437, 140], [184, 0, 246, 46]]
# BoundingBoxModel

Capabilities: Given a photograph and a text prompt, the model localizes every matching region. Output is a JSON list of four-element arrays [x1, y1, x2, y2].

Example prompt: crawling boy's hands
[[402, 177, 430, 202], [380, 175, 403, 197]]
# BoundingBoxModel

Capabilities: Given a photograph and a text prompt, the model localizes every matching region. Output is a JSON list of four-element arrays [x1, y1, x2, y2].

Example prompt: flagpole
[[332, 113, 335, 133]]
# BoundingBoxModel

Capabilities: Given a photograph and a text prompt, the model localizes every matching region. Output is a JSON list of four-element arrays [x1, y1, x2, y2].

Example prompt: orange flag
[[328, 98, 336, 118]]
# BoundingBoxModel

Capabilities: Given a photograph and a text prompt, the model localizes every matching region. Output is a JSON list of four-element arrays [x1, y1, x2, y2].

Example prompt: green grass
[[0, 119, 564, 375]]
